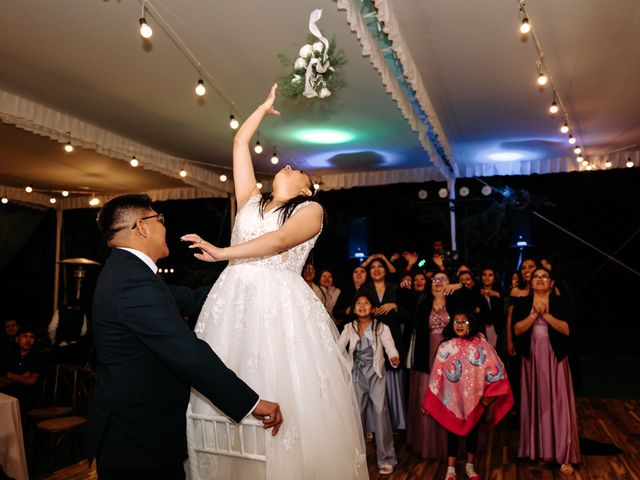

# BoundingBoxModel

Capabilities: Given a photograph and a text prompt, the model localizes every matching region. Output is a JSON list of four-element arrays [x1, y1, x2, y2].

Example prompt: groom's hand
[[252, 399, 283, 436]]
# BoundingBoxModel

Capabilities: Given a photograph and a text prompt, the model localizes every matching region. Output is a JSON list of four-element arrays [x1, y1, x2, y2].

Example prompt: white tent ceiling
[[0, 0, 639, 206]]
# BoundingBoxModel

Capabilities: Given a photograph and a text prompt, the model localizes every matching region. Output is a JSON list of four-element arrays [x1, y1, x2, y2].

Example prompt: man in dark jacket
[[86, 194, 282, 480]]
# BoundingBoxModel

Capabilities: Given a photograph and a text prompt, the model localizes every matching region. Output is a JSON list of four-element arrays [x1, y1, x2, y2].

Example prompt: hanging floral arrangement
[[277, 9, 346, 100]]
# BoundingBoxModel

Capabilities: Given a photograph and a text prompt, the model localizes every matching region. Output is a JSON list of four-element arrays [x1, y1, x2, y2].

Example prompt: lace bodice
[[228, 195, 321, 273]]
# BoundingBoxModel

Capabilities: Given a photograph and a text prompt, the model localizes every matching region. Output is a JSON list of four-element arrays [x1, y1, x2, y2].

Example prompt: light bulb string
[[518, 0, 585, 154]]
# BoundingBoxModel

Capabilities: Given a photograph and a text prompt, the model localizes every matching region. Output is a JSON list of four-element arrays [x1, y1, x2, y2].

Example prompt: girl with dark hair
[[333, 265, 368, 329], [339, 292, 400, 475], [512, 268, 580, 476], [506, 258, 537, 357], [424, 311, 513, 480], [358, 258, 409, 430], [182, 85, 367, 479]]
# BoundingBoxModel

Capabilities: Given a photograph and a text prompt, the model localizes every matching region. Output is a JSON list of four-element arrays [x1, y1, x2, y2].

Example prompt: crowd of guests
[[305, 241, 580, 478]]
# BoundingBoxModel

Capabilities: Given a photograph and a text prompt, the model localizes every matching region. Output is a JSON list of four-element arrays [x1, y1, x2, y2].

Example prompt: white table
[[0, 392, 29, 480]]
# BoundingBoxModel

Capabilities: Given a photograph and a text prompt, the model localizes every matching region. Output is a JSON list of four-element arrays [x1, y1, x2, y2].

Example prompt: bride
[[182, 84, 368, 479]]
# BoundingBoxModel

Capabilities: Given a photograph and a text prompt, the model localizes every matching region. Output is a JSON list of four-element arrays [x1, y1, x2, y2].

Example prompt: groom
[[86, 194, 282, 480]]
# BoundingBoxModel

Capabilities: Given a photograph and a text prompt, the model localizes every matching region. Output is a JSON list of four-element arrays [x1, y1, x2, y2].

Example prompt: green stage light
[[294, 129, 354, 144]]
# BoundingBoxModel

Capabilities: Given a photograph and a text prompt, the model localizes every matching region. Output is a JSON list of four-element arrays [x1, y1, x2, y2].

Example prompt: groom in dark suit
[[86, 194, 282, 480]]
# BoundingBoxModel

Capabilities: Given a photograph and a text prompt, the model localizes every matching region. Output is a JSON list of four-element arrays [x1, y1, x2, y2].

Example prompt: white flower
[[298, 44, 313, 58], [291, 74, 302, 84], [312, 42, 325, 54], [319, 88, 331, 98], [303, 89, 318, 98], [294, 57, 307, 69]]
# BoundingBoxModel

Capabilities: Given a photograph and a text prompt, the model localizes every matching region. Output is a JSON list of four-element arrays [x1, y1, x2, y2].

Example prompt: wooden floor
[[39, 398, 640, 480]]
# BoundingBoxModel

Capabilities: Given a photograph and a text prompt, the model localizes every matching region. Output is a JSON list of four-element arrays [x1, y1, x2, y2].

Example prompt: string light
[[560, 122, 569, 134], [25, 185, 33, 193], [139, 2, 152, 39], [568, 135, 576, 145], [549, 101, 559, 114], [627, 158, 634, 168], [1, 197, 7, 204], [520, 17, 531, 34], [49, 197, 57, 204], [573, 146, 582, 155], [256, 182, 263, 189], [64, 142, 74, 153], [195, 79, 206, 96], [438, 188, 448, 198], [179, 167, 188, 178], [576, 155, 584, 162], [585, 164, 593, 171], [459, 186, 470, 197], [229, 115, 239, 130], [89, 195, 100, 206], [219, 174, 227, 182], [537, 71, 548, 86], [254, 140, 263, 154], [61, 190, 69, 197], [270, 150, 279, 165], [481, 185, 492, 196], [130, 156, 139, 167], [313, 182, 320, 191], [604, 161, 612, 168]]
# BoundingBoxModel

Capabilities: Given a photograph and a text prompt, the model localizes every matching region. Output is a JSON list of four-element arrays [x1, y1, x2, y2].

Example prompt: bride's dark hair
[[259, 176, 320, 225]]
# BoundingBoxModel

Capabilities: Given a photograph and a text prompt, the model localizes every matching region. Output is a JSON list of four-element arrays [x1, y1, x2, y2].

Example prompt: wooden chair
[[34, 367, 96, 473], [27, 364, 75, 422]]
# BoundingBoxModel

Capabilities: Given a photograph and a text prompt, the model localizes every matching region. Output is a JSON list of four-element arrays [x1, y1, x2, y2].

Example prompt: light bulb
[[459, 186, 470, 197], [195, 79, 206, 96], [313, 183, 320, 191], [229, 115, 239, 130], [89, 197, 100, 206], [604, 161, 612, 168], [581, 159, 589, 165], [170, 268, 175, 273], [537, 72, 548, 86], [520, 18, 531, 34], [1, 197, 7, 204], [560, 123, 569, 134], [573, 146, 582, 155], [256, 182, 263, 189], [179, 168, 187, 178], [568, 135, 576, 144], [219, 174, 227, 182], [254, 141, 263, 154], [130, 156, 139, 167], [585, 165, 593, 171], [25, 185, 33, 193], [270, 153, 279, 165], [61, 190, 69, 197], [64, 142, 74, 153], [627, 160, 634, 168], [576, 155, 584, 162], [49, 197, 57, 204], [438, 188, 448, 198], [139, 18, 153, 39], [481, 185, 492, 196], [549, 101, 559, 114]]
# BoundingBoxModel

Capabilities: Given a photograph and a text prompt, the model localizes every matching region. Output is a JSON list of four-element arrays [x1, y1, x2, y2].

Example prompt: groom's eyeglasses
[[131, 213, 165, 229]]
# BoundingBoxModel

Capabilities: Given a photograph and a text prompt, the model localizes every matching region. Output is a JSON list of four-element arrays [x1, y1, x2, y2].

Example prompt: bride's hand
[[260, 83, 281, 116], [181, 234, 227, 262]]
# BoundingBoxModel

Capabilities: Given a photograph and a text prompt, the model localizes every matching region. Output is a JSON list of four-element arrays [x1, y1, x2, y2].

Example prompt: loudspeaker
[[507, 204, 534, 247], [347, 217, 369, 259]]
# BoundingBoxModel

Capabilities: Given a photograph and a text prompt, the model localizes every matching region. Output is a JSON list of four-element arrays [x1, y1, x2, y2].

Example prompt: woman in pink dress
[[512, 267, 580, 476]]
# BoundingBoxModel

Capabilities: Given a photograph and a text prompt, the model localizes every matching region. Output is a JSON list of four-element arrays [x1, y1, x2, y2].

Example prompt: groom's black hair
[[97, 194, 153, 242]]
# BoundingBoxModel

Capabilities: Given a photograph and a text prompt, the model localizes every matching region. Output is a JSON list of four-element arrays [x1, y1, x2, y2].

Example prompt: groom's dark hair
[[97, 194, 153, 242]]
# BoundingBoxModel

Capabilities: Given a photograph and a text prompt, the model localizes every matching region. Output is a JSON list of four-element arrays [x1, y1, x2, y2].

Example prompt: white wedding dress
[[187, 195, 368, 480]]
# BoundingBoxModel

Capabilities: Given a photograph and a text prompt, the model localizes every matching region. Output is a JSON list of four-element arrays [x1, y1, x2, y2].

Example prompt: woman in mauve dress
[[512, 267, 580, 476]]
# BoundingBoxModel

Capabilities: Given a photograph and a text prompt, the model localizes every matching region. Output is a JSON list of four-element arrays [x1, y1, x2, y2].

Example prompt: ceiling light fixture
[[568, 135, 576, 145], [627, 158, 634, 168], [549, 100, 559, 114], [576, 155, 584, 162], [49, 197, 57, 204], [560, 122, 569, 134], [130, 156, 139, 167], [270, 150, 279, 165], [61, 190, 69, 197], [537, 71, 548, 86], [229, 114, 239, 130], [604, 161, 612, 168], [219, 174, 227, 182], [573, 146, 582, 155], [139, 2, 153, 39], [520, 17, 531, 34], [256, 182, 263, 189], [25, 185, 33, 193], [254, 140, 263, 154], [89, 195, 100, 206], [179, 167, 188, 178], [1, 197, 7, 204]]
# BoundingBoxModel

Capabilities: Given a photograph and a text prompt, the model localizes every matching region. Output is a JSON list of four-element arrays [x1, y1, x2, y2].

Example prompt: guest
[[405, 272, 462, 459], [318, 268, 341, 319], [361, 253, 398, 277], [477, 267, 505, 348], [302, 262, 325, 304], [339, 292, 399, 476], [424, 311, 513, 480], [1, 324, 44, 416], [334, 265, 368, 329], [513, 267, 580, 476], [359, 258, 408, 430], [506, 258, 537, 356]]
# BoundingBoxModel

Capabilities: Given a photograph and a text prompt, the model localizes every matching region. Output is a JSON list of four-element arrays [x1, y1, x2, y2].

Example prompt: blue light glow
[[293, 129, 355, 144]]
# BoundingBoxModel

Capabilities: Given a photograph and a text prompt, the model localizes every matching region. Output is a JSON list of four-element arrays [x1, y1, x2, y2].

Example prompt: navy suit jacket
[[86, 248, 258, 470]]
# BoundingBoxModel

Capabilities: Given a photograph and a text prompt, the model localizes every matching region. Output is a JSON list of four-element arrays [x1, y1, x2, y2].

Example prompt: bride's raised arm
[[233, 84, 281, 210]]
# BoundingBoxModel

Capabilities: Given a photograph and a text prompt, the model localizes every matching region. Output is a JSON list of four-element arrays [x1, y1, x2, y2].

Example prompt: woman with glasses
[[512, 268, 580, 476], [182, 84, 368, 479], [405, 272, 463, 459]]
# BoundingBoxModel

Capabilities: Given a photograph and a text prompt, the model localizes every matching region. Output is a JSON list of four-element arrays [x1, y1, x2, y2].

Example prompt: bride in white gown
[[182, 85, 369, 480]]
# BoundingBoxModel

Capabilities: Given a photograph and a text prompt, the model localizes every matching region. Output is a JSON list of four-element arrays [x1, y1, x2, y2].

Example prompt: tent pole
[[52, 206, 63, 313], [448, 178, 457, 252]]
